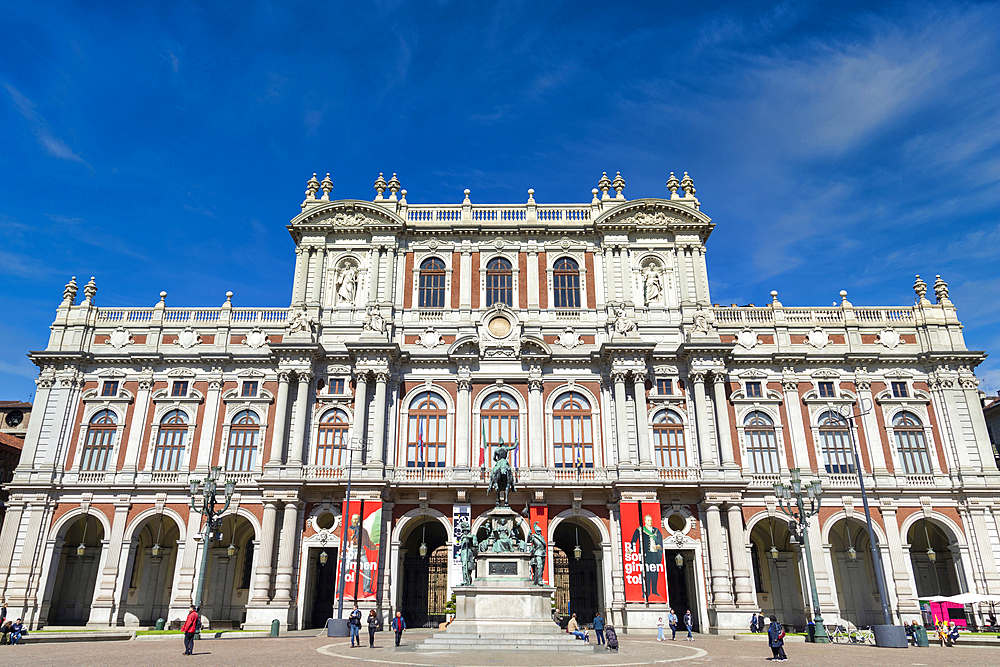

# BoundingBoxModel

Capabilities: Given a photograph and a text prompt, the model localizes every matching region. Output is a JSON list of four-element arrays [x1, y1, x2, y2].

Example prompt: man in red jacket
[[181, 605, 200, 655]]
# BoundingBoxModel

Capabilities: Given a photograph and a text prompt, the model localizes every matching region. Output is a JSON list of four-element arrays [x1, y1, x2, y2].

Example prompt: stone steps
[[417, 632, 594, 651]]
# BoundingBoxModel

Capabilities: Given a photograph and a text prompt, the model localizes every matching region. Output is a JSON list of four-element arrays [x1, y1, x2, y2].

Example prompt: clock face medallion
[[5, 410, 23, 427]]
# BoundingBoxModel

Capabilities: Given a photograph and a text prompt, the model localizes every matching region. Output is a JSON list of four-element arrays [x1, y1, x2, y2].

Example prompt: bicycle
[[851, 627, 875, 645], [827, 625, 851, 644]]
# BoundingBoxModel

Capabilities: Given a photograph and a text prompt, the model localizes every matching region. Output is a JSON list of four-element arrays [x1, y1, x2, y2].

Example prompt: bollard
[[155, 618, 165, 631], [270, 619, 280, 637]]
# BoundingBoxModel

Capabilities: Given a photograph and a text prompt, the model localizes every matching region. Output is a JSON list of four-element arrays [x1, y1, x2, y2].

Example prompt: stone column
[[272, 500, 301, 606], [880, 503, 919, 615], [292, 247, 307, 306], [351, 371, 369, 465], [712, 373, 736, 468], [676, 246, 690, 305], [854, 376, 888, 474], [528, 376, 544, 468], [619, 247, 633, 305], [16, 377, 54, 472], [369, 370, 389, 466], [169, 506, 206, 613], [459, 248, 473, 318], [727, 505, 755, 606], [88, 500, 131, 626], [693, 247, 708, 304], [968, 503, 1000, 593], [121, 377, 153, 474], [527, 247, 540, 316], [779, 376, 811, 470], [368, 247, 382, 304], [632, 371, 652, 465], [704, 501, 734, 606], [611, 370, 632, 466], [456, 375, 472, 468], [250, 501, 279, 604], [195, 377, 223, 473], [603, 246, 616, 303], [266, 371, 292, 467], [691, 371, 717, 467], [383, 247, 398, 305], [287, 371, 312, 467], [311, 246, 326, 306], [805, 513, 835, 611]]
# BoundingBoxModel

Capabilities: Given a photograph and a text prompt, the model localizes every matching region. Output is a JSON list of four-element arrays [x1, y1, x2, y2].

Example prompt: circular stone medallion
[[487, 317, 511, 338]]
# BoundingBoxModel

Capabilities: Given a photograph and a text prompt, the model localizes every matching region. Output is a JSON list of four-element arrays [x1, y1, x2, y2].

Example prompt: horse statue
[[487, 440, 518, 507]]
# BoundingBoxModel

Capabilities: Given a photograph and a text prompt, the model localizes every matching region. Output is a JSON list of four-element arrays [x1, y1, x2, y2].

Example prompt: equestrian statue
[[487, 439, 518, 507]]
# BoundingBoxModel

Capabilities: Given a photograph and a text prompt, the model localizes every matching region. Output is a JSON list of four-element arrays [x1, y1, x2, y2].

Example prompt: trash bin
[[914, 625, 929, 647], [806, 623, 815, 643], [155, 618, 165, 631], [270, 619, 280, 637]]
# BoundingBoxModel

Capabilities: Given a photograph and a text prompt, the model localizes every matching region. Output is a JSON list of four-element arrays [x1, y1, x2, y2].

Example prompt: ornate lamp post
[[774, 469, 829, 643], [190, 466, 235, 618]]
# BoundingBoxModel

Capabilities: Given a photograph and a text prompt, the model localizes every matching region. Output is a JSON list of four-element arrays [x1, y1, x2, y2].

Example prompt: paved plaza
[[4, 631, 999, 667]]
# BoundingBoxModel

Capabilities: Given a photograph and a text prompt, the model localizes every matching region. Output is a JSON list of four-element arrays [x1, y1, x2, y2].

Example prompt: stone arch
[[45, 509, 109, 626], [393, 508, 454, 628]]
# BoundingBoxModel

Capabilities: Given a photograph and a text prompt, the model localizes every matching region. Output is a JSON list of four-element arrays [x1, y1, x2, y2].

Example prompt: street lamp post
[[190, 466, 236, 623], [774, 469, 829, 643], [335, 437, 365, 622]]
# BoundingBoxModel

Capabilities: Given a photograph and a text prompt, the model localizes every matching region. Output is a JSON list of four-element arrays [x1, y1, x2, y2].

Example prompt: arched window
[[480, 392, 519, 467], [894, 411, 931, 474], [419, 257, 446, 308], [744, 411, 779, 474], [408, 392, 447, 467], [226, 410, 260, 472], [82, 409, 117, 471], [652, 410, 686, 468], [316, 409, 350, 466], [486, 257, 512, 307], [552, 257, 580, 309], [818, 411, 853, 474], [153, 409, 188, 471], [552, 392, 593, 468]]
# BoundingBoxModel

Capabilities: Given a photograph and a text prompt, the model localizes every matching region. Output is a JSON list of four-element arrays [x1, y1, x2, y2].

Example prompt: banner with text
[[620, 501, 668, 604], [452, 503, 471, 586], [336, 499, 382, 602]]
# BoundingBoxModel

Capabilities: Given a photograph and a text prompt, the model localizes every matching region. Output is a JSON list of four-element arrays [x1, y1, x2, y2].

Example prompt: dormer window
[[746, 381, 762, 398], [818, 382, 836, 398], [101, 381, 119, 397], [891, 381, 908, 398], [171, 381, 189, 397], [241, 381, 258, 398]]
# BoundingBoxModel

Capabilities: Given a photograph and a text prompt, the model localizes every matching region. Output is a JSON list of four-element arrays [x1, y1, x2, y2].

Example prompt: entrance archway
[[120, 513, 182, 625], [664, 548, 699, 632], [552, 519, 601, 624], [304, 508, 339, 630], [197, 514, 256, 627], [48, 514, 105, 625], [400, 517, 448, 628], [907, 518, 960, 597], [749, 517, 806, 628], [828, 518, 881, 628]]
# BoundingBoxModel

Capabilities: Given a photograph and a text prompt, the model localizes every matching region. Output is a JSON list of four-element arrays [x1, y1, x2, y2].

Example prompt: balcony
[[303, 466, 348, 480], [658, 467, 702, 482]]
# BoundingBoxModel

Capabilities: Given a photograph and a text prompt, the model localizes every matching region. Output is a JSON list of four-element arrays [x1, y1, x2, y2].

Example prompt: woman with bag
[[767, 615, 787, 662], [367, 609, 378, 648]]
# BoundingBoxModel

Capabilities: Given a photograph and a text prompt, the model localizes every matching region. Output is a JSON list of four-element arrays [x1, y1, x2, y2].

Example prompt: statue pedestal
[[418, 534, 591, 650]]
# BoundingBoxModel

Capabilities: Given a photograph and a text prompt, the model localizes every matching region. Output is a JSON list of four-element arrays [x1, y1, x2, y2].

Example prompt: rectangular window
[[241, 381, 258, 398], [101, 381, 119, 397], [653, 424, 686, 468], [656, 379, 673, 395], [818, 382, 835, 398], [81, 427, 116, 471], [745, 428, 779, 474], [226, 427, 258, 471], [329, 378, 345, 394], [171, 381, 189, 397], [821, 428, 854, 474], [746, 382, 762, 398], [896, 430, 932, 474], [152, 428, 186, 471], [891, 381, 908, 398], [407, 414, 447, 467], [552, 414, 594, 468]]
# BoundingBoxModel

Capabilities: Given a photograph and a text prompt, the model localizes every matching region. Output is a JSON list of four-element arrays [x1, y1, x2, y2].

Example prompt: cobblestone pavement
[[5, 630, 998, 667]]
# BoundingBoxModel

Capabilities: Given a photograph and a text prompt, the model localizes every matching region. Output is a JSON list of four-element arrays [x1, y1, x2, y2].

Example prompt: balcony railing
[[94, 307, 287, 326], [658, 467, 702, 482], [303, 466, 347, 479]]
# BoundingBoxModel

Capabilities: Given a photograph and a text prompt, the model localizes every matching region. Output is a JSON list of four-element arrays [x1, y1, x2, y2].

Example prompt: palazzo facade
[[3, 171, 999, 633]]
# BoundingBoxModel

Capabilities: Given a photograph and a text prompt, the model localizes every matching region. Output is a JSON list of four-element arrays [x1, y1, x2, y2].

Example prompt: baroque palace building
[[2, 171, 999, 633]]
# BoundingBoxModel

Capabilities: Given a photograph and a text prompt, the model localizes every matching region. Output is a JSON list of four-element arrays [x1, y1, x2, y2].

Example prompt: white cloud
[[3, 82, 92, 168]]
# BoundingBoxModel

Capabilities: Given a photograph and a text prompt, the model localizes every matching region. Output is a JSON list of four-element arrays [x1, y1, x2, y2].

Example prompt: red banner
[[336, 500, 382, 602], [620, 501, 668, 604], [529, 505, 549, 584]]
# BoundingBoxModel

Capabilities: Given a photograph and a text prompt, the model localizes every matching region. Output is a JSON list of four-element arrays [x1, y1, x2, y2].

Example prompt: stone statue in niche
[[287, 308, 313, 335], [612, 306, 637, 336], [335, 261, 359, 306], [643, 263, 663, 305]]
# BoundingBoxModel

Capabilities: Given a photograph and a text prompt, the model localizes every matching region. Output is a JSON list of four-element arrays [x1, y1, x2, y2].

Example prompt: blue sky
[[2, 0, 999, 401]]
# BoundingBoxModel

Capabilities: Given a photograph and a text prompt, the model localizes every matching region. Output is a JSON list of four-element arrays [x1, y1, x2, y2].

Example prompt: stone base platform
[[416, 631, 594, 651]]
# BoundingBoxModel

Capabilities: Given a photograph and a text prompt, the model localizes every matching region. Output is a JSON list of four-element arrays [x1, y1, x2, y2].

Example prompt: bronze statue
[[487, 440, 518, 507], [528, 521, 546, 585], [457, 517, 478, 586]]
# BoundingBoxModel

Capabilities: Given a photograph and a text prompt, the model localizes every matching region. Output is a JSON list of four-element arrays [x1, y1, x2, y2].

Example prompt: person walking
[[767, 615, 787, 662], [668, 609, 678, 640], [750, 613, 758, 633], [367, 609, 378, 648], [684, 610, 693, 641], [1, 602, 7, 624], [593, 612, 605, 645], [180, 605, 199, 655], [657, 617, 665, 641], [349, 603, 362, 648], [391, 611, 406, 646]]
